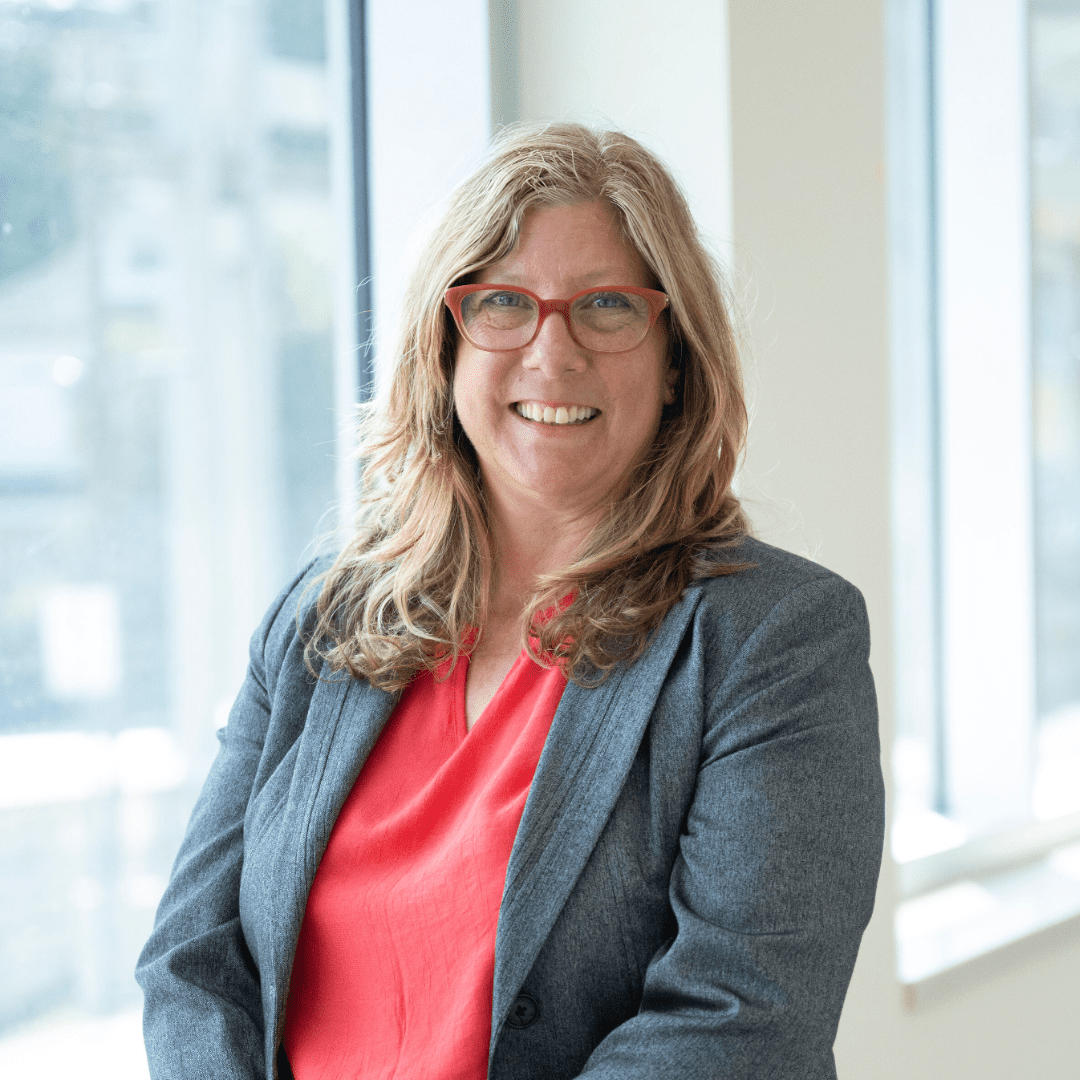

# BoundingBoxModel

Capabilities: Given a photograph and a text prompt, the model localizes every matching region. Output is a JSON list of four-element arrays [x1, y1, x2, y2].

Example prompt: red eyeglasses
[[445, 284, 669, 354]]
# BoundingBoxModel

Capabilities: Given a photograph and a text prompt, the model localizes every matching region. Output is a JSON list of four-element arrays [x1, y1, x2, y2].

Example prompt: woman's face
[[452, 200, 676, 522]]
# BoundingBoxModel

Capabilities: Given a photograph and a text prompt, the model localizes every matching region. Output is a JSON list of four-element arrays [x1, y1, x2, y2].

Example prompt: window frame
[[889, 0, 1080, 994]]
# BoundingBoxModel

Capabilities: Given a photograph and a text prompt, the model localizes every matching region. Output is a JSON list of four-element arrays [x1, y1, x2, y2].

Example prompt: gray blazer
[[136, 537, 884, 1079]]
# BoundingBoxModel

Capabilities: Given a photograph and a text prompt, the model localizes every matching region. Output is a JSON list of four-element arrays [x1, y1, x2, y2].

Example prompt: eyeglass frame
[[444, 283, 670, 354]]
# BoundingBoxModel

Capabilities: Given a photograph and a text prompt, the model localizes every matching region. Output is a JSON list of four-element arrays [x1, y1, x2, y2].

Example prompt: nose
[[521, 308, 587, 375]]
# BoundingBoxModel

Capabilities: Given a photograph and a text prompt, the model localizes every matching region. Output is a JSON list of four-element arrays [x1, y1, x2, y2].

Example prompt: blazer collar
[[490, 582, 705, 1050]]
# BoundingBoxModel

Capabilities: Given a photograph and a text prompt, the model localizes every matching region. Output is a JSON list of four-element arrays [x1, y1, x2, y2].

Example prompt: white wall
[[494, 0, 733, 272]]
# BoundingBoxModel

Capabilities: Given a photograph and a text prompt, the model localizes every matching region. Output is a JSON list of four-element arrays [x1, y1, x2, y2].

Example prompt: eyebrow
[[479, 270, 644, 289]]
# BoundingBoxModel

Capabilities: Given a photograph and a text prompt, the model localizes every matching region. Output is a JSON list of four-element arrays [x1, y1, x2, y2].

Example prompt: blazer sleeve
[[135, 567, 315, 1080], [580, 574, 885, 1079]]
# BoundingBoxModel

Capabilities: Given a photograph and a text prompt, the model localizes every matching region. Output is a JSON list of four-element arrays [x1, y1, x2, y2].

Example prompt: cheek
[[452, 345, 502, 439], [452, 342, 478, 409], [450, 353, 474, 446]]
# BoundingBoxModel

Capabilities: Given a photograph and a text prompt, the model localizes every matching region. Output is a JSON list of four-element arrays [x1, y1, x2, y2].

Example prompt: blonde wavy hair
[[307, 122, 750, 691]]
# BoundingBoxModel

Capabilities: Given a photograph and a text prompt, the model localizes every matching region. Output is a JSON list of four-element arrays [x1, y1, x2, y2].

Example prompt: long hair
[[306, 123, 750, 691]]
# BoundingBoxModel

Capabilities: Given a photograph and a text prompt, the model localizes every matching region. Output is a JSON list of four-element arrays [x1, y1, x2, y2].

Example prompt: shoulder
[[251, 553, 338, 692], [675, 539, 879, 776], [692, 534, 867, 616], [686, 536, 870, 665]]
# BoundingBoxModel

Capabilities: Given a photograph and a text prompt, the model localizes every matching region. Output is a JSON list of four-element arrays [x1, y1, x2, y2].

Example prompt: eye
[[483, 290, 527, 308], [584, 291, 633, 310]]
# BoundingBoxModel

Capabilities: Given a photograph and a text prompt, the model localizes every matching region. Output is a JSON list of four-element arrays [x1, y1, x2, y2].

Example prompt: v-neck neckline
[[454, 645, 530, 739]]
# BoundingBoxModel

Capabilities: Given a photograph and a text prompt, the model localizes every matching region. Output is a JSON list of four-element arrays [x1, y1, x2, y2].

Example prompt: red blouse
[[282, 640, 568, 1079]]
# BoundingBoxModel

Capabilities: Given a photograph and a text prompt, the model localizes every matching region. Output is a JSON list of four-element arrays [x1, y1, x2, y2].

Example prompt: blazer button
[[505, 994, 538, 1029]]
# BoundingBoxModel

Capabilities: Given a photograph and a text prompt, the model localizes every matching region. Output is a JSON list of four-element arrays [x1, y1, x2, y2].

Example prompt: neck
[[483, 490, 599, 621]]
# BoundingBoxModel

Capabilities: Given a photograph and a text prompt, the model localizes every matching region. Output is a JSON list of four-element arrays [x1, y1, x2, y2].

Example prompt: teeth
[[515, 402, 597, 425]]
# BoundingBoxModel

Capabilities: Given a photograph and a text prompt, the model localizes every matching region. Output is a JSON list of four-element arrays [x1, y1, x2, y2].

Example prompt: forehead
[[480, 200, 652, 289]]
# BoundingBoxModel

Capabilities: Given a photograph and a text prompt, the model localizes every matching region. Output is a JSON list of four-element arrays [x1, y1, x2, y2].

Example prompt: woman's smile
[[511, 401, 600, 425]]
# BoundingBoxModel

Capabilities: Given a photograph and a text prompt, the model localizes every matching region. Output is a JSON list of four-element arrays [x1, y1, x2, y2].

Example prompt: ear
[[663, 364, 679, 405]]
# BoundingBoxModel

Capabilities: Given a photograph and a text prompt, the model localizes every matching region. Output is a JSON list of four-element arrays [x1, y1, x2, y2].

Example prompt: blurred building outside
[[0, 0, 353, 1073]]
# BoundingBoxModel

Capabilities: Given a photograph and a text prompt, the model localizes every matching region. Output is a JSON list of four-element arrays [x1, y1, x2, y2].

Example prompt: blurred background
[[0, 0, 354, 1071], [0, 1, 1077, 1077]]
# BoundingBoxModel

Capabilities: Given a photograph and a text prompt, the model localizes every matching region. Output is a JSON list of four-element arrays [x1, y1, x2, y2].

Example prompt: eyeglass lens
[[458, 289, 654, 352]]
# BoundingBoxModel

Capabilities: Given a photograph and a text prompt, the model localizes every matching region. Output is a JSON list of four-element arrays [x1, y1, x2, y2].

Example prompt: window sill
[[895, 840, 1080, 1007]]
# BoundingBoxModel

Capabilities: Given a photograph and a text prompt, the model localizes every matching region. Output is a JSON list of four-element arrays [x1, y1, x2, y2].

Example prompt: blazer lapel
[[267, 673, 399, 1044], [490, 583, 705, 1044], [296, 676, 399, 878]]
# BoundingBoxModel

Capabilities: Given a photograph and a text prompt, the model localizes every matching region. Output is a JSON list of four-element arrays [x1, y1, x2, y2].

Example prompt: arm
[[583, 575, 885, 1078], [135, 567, 315, 1080]]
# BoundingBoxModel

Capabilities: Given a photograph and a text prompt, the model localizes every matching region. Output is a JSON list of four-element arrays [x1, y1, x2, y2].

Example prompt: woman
[[137, 124, 884, 1080]]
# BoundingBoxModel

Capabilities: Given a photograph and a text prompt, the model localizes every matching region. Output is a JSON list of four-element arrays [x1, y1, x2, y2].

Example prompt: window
[[0, 0, 364, 1071], [890, 0, 1080, 993]]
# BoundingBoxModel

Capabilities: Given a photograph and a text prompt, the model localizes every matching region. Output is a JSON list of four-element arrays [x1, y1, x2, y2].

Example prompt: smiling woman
[[136, 124, 885, 1080]]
